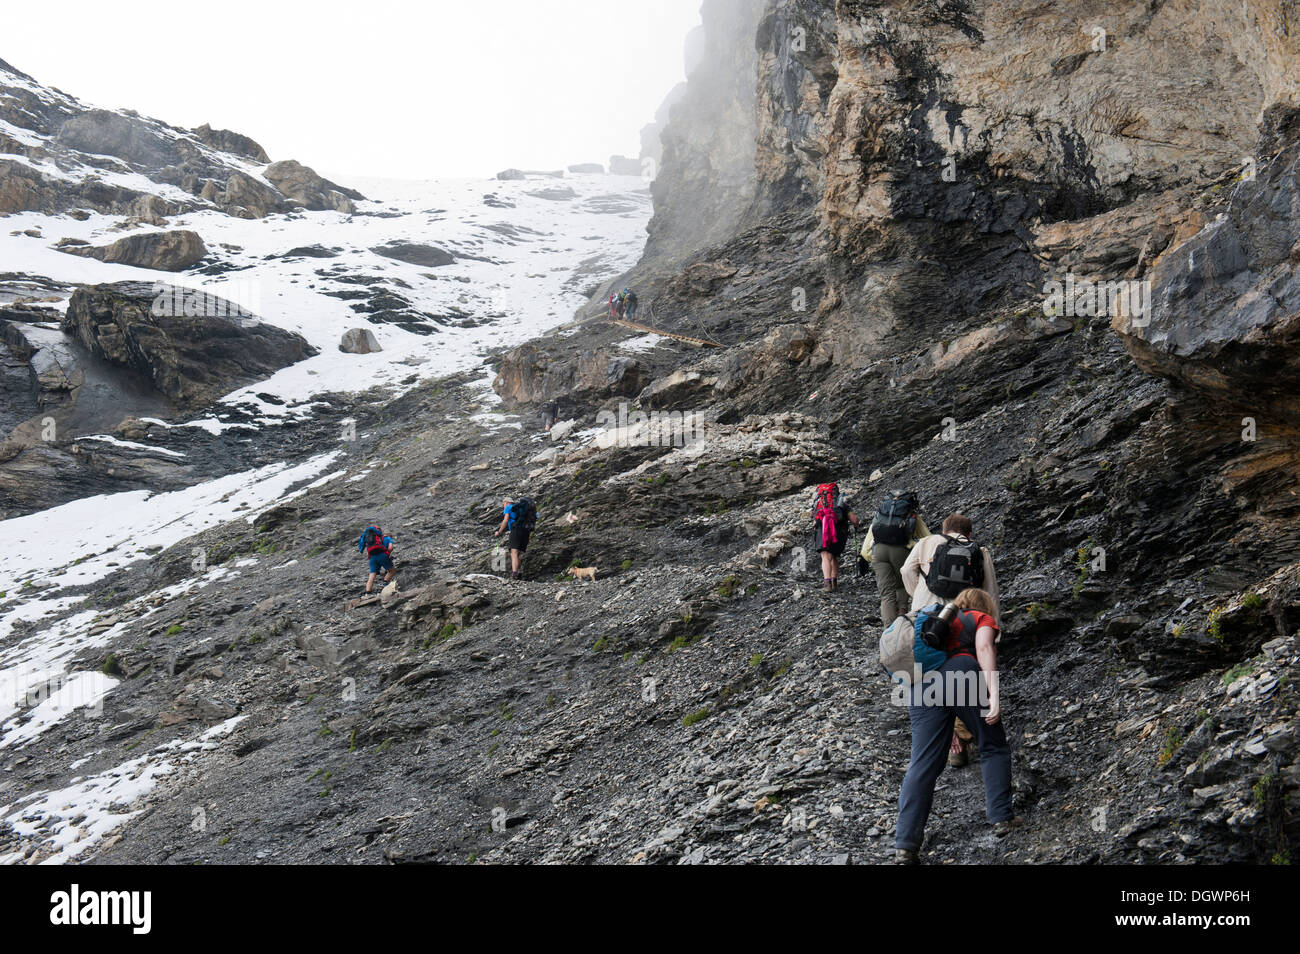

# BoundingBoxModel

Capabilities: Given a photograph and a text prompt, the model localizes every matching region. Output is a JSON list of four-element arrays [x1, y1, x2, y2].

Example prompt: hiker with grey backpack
[[858, 490, 930, 626]]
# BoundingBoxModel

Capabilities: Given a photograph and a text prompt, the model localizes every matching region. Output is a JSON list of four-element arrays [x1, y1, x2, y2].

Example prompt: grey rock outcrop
[[61, 282, 317, 407], [58, 229, 207, 272], [263, 160, 364, 213]]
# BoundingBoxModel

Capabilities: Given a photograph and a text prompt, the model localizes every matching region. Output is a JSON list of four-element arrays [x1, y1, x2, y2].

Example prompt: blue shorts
[[368, 554, 393, 575]]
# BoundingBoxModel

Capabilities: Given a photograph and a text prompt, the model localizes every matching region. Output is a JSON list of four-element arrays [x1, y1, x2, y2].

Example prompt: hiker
[[902, 513, 1000, 766], [609, 291, 624, 319], [859, 490, 929, 627], [812, 482, 860, 593], [493, 496, 537, 581], [358, 524, 395, 594], [622, 288, 638, 321], [895, 587, 1021, 864], [541, 400, 560, 431]]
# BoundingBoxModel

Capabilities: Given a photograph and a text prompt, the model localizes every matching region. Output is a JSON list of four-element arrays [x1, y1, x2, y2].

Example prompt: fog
[[4, 0, 702, 180]]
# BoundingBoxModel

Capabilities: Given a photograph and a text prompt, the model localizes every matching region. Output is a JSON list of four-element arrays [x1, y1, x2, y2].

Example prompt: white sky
[[3, 0, 702, 181]]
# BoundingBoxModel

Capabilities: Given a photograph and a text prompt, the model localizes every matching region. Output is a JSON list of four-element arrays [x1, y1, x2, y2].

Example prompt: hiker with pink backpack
[[811, 482, 860, 593]]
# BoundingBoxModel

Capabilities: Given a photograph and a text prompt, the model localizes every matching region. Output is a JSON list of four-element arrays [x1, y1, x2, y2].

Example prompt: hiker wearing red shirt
[[894, 587, 1022, 864]]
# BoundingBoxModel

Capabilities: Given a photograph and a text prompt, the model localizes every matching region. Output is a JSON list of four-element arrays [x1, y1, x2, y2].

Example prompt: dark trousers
[[895, 655, 1013, 851]]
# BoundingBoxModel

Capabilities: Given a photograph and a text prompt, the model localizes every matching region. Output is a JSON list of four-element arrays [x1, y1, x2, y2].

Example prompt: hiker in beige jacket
[[901, 514, 1000, 625]]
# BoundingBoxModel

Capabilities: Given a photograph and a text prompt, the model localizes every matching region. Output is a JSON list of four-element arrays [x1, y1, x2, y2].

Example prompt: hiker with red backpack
[[902, 513, 1000, 767], [858, 490, 930, 626], [358, 524, 396, 594], [811, 482, 860, 593], [494, 496, 537, 581], [894, 586, 1021, 864]]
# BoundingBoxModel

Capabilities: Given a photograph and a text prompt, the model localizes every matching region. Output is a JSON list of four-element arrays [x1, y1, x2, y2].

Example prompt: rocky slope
[[1, 1, 1298, 865], [0, 57, 360, 220]]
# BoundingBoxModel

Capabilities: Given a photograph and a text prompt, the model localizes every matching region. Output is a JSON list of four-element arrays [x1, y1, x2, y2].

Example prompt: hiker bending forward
[[902, 512, 1001, 767], [895, 587, 1020, 862]]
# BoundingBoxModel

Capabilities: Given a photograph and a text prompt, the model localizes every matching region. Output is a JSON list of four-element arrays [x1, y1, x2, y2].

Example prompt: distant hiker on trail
[[859, 489, 929, 627], [902, 512, 1000, 767], [494, 496, 537, 581], [609, 292, 624, 319], [541, 400, 560, 431], [358, 524, 395, 594], [622, 288, 638, 321], [812, 482, 860, 593], [894, 587, 1020, 864]]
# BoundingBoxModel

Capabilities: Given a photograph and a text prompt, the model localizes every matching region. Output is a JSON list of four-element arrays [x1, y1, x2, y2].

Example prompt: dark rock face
[[61, 282, 317, 408], [58, 229, 207, 272], [641, 0, 762, 266], [1115, 122, 1300, 423]]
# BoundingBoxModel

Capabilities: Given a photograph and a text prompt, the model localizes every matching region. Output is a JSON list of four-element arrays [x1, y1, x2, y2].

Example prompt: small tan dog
[[566, 566, 598, 583]]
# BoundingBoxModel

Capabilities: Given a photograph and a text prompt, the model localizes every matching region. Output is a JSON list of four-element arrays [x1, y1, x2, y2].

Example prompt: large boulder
[[58, 229, 207, 271], [339, 328, 382, 354], [263, 159, 363, 213], [221, 171, 281, 218], [61, 282, 318, 407]]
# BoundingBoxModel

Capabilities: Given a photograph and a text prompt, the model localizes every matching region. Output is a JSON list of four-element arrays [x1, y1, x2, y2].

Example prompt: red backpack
[[814, 483, 840, 544], [362, 526, 389, 556]]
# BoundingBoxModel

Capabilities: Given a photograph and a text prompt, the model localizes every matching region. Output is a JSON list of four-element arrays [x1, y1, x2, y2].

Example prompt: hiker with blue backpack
[[812, 482, 860, 593], [880, 586, 1021, 863], [901, 512, 1001, 766], [494, 496, 537, 581], [858, 490, 929, 626], [358, 524, 396, 594]]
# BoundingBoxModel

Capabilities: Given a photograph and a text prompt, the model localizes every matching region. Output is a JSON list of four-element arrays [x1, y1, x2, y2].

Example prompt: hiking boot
[[823, 579, 833, 593], [510, 571, 520, 582], [947, 733, 967, 767], [993, 816, 1025, 838], [895, 848, 919, 865]]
